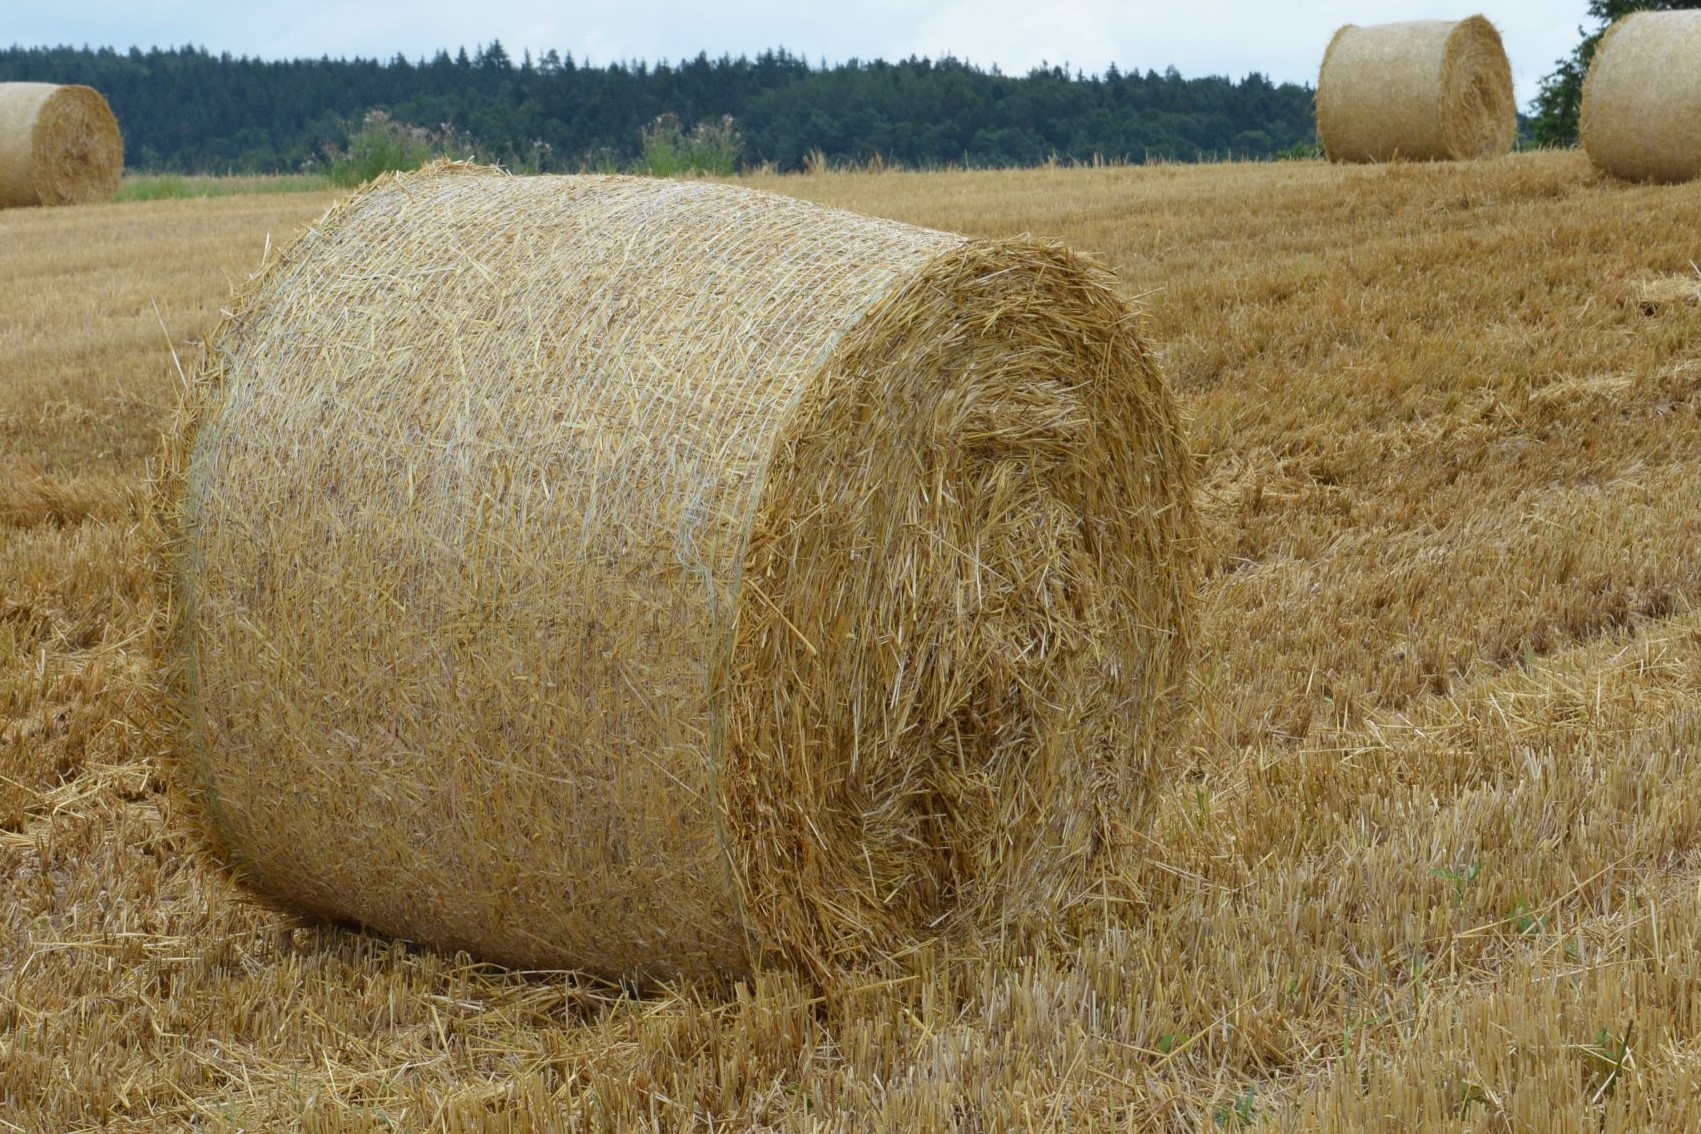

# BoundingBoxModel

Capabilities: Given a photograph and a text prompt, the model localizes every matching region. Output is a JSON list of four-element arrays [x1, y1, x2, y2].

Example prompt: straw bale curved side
[[1317, 17, 1515, 163], [159, 165, 1196, 982], [1582, 11, 1701, 183], [0, 83, 122, 208]]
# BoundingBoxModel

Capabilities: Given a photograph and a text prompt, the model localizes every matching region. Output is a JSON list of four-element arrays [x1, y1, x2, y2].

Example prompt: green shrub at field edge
[[325, 111, 473, 187]]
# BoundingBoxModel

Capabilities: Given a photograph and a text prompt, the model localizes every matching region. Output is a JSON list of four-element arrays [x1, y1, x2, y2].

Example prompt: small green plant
[[636, 113, 743, 177], [1508, 899, 1546, 937], [1432, 862, 1479, 905], [1214, 1087, 1257, 1129], [1578, 1021, 1633, 1101], [1273, 139, 1324, 161]]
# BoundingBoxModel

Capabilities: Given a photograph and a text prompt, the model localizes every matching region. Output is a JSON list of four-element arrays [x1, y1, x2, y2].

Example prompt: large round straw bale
[[0, 83, 122, 208], [1582, 11, 1701, 184], [1316, 17, 1515, 163], [159, 164, 1196, 983]]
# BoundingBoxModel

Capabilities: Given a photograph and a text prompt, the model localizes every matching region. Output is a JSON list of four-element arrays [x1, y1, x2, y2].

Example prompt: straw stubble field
[[5, 151, 1701, 1130]]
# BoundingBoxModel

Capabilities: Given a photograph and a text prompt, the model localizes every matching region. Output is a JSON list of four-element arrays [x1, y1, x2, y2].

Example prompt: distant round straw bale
[[0, 83, 122, 208], [1316, 17, 1515, 163], [159, 164, 1197, 983], [1582, 11, 1701, 183]]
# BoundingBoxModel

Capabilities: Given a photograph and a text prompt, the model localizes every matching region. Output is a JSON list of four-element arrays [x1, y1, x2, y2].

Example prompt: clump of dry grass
[[1582, 10, 1701, 184], [158, 164, 1197, 985], [1316, 17, 1515, 163], [0, 464, 134, 529], [0, 83, 122, 208]]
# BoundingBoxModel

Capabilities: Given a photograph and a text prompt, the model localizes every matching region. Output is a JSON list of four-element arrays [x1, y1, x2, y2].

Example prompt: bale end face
[[723, 239, 1197, 977]]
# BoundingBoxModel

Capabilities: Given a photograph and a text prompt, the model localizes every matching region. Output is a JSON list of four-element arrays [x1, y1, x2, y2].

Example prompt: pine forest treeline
[[0, 43, 1318, 174]]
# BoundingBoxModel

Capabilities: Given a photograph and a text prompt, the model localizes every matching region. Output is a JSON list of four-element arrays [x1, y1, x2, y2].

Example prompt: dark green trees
[[0, 44, 1318, 174]]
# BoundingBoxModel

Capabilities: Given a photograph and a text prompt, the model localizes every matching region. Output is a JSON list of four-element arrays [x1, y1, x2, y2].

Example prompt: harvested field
[[8, 151, 1701, 1129]]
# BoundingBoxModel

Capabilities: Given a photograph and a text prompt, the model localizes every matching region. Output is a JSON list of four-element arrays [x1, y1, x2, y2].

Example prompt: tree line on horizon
[[0, 43, 1320, 174]]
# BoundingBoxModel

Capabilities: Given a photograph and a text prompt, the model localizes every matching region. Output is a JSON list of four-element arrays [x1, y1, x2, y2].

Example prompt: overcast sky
[[12, 2, 1594, 109]]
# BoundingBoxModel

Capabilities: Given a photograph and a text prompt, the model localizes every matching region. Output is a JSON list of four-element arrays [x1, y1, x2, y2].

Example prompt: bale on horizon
[[158, 164, 1198, 984], [1582, 10, 1701, 183], [1316, 17, 1516, 164], [0, 83, 122, 208]]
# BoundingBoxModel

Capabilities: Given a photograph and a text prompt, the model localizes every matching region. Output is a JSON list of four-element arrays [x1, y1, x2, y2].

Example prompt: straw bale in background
[[1582, 11, 1701, 184], [1316, 17, 1515, 163], [0, 83, 122, 208], [159, 164, 1196, 983]]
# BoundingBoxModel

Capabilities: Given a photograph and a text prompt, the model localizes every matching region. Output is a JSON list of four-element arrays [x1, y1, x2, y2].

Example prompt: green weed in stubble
[[1214, 1086, 1257, 1129], [1508, 899, 1547, 938], [1577, 1021, 1633, 1103], [1432, 863, 1479, 906], [1457, 1081, 1491, 1120]]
